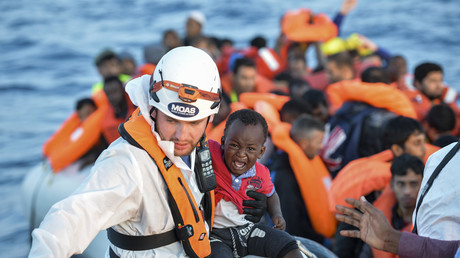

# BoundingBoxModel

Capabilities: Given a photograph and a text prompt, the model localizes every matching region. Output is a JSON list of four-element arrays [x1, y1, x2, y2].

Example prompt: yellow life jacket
[[116, 108, 214, 258]]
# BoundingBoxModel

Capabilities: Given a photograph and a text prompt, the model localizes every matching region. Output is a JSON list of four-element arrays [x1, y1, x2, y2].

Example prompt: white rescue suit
[[29, 75, 208, 257], [413, 141, 460, 240]]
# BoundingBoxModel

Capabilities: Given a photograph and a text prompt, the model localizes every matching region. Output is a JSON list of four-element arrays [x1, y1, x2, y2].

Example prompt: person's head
[[232, 57, 257, 96], [290, 115, 325, 159], [425, 104, 456, 142], [301, 89, 329, 123], [288, 53, 308, 78], [186, 11, 205, 38], [361, 66, 389, 84], [162, 29, 181, 51], [387, 55, 407, 83], [94, 49, 122, 78], [383, 116, 426, 160], [222, 109, 268, 176], [250, 36, 267, 49], [280, 99, 312, 124], [103, 76, 125, 109], [288, 78, 310, 98], [414, 62, 444, 100], [190, 35, 211, 54], [433, 135, 459, 148], [149, 46, 221, 157], [119, 51, 137, 76], [76, 98, 96, 122], [390, 154, 424, 211], [326, 52, 354, 83]]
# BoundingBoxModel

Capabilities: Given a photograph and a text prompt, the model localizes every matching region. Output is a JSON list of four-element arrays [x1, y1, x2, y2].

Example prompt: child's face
[[222, 120, 266, 177]]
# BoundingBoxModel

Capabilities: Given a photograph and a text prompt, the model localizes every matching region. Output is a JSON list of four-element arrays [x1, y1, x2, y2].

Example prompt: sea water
[[1, 0, 459, 257]]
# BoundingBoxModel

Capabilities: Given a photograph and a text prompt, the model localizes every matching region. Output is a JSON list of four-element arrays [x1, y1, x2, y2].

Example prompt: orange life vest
[[42, 92, 108, 172], [372, 186, 413, 258], [220, 73, 277, 98], [326, 80, 417, 118], [119, 108, 214, 258], [242, 46, 283, 80], [272, 123, 336, 237], [100, 92, 136, 144], [239, 92, 289, 111], [330, 145, 440, 210], [281, 8, 338, 43]]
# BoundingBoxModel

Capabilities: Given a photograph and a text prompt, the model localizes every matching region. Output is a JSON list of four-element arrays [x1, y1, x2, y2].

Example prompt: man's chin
[[174, 148, 194, 157]]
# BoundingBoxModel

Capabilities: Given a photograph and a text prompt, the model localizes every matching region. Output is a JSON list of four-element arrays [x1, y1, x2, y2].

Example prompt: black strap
[[107, 227, 178, 251], [109, 246, 119, 258], [412, 141, 460, 234]]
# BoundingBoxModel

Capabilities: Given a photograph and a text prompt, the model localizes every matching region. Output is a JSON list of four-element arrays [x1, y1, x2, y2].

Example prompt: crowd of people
[[32, 0, 460, 257]]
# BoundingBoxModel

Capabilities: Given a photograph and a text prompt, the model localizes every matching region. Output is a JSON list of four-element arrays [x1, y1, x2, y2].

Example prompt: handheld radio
[[195, 136, 217, 193]]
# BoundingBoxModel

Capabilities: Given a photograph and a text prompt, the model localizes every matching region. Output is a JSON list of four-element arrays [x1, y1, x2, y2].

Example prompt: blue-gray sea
[[1, 0, 459, 257]]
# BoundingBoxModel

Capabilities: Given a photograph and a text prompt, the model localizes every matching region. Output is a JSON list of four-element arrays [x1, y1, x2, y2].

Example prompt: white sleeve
[[29, 146, 143, 257]]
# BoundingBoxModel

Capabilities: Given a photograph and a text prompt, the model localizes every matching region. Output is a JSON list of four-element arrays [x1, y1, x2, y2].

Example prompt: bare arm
[[267, 191, 286, 230]]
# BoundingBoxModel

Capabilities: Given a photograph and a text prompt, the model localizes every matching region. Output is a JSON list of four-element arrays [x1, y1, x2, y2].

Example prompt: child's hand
[[272, 215, 286, 231]]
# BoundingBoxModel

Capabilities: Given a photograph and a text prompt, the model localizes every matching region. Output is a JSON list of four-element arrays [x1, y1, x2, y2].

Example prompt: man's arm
[[335, 197, 460, 257]]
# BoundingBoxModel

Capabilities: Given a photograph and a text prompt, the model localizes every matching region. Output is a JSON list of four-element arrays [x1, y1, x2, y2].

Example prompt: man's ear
[[390, 144, 404, 158]]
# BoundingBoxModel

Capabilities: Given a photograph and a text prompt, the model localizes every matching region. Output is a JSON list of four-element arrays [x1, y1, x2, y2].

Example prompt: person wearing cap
[[183, 10, 206, 46], [29, 46, 268, 257]]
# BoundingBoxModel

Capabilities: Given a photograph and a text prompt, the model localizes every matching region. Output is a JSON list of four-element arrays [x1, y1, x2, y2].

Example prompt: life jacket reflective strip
[[329, 144, 440, 211], [281, 8, 338, 42], [91, 74, 132, 94], [326, 80, 417, 118], [372, 186, 413, 258], [119, 108, 214, 258], [43, 92, 108, 172], [100, 92, 136, 144], [272, 122, 336, 237], [239, 92, 290, 111]]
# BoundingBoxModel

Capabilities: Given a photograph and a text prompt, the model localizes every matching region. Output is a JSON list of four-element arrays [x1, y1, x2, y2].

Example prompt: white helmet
[[149, 46, 221, 121]]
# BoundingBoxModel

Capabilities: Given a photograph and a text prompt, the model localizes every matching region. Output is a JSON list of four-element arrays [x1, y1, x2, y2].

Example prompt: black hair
[[250, 36, 267, 49], [390, 154, 424, 177], [290, 115, 325, 143], [414, 62, 443, 83], [280, 99, 312, 120], [232, 57, 256, 75], [327, 52, 353, 69], [426, 104, 456, 133], [103, 76, 123, 89], [301, 89, 328, 109], [94, 49, 119, 67], [224, 109, 268, 142], [361, 66, 390, 84], [433, 135, 459, 148], [76, 98, 96, 111], [383, 116, 425, 149]]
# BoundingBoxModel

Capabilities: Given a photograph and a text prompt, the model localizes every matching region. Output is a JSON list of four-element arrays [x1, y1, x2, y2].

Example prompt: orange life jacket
[[330, 145, 439, 210], [272, 122, 336, 237], [42, 92, 108, 172], [220, 73, 277, 98], [239, 92, 290, 111], [372, 186, 413, 258], [403, 86, 460, 134], [100, 92, 136, 144], [118, 108, 214, 258], [326, 80, 417, 118], [243, 46, 283, 80], [281, 8, 338, 43], [206, 102, 248, 143]]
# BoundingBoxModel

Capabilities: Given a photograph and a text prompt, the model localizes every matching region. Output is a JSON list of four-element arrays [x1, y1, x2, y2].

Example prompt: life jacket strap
[[107, 226, 194, 252]]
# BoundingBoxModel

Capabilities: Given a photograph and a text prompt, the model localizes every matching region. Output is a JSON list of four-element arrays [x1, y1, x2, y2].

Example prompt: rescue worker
[[29, 46, 267, 257]]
